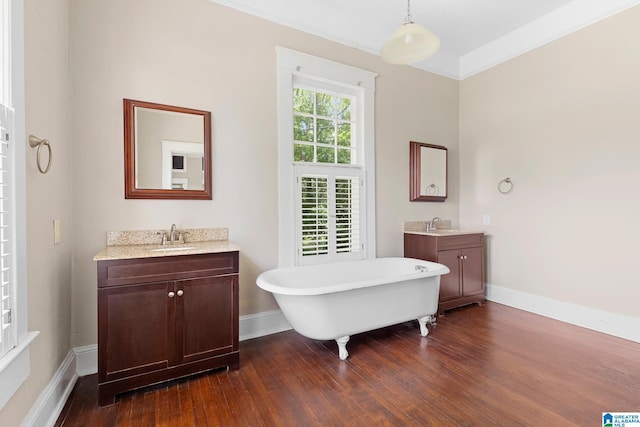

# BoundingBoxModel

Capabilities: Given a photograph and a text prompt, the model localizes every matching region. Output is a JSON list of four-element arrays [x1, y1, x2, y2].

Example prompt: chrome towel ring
[[29, 135, 52, 174], [425, 183, 439, 196], [498, 177, 513, 194]]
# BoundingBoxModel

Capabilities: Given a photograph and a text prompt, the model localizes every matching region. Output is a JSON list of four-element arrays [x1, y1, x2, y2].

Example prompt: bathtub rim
[[256, 257, 449, 296]]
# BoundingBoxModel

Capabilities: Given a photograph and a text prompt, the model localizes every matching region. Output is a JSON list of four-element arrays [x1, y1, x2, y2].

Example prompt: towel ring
[[29, 135, 52, 174], [498, 177, 513, 194], [425, 183, 439, 196]]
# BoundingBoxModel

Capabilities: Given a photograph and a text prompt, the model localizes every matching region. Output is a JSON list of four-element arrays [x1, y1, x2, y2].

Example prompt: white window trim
[[0, 0, 39, 410], [276, 46, 376, 267]]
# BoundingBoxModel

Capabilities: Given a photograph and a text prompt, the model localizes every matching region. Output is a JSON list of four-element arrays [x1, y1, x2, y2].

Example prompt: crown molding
[[458, 0, 640, 79], [209, 0, 640, 80]]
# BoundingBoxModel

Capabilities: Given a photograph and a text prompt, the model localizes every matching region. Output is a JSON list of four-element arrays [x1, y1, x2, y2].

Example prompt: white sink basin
[[150, 246, 196, 252]]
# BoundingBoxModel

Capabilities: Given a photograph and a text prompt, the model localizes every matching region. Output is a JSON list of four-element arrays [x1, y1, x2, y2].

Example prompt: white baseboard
[[239, 309, 291, 341], [20, 349, 77, 427], [486, 283, 640, 343], [74, 345, 98, 377], [42, 308, 292, 383], [21, 310, 290, 426]]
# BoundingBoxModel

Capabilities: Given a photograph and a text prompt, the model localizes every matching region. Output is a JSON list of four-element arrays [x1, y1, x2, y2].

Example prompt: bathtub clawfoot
[[418, 316, 431, 337], [336, 336, 350, 360]]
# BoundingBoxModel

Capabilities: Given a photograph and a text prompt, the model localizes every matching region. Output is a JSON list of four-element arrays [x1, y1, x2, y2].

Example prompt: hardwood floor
[[55, 302, 640, 426]]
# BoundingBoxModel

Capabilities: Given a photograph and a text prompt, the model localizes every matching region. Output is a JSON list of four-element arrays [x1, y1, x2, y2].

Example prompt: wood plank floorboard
[[175, 378, 196, 427], [55, 302, 640, 426]]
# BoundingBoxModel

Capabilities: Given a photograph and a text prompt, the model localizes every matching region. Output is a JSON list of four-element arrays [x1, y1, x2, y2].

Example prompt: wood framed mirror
[[409, 141, 447, 202], [124, 99, 212, 200]]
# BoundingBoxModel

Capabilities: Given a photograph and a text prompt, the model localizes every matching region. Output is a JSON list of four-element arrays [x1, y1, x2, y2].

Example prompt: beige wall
[[0, 0, 73, 424], [6, 0, 639, 424], [459, 6, 640, 318], [69, 0, 459, 348]]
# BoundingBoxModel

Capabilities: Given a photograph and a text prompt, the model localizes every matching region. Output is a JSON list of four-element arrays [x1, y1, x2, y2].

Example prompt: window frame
[[0, 106, 15, 355], [276, 47, 376, 267], [0, 0, 38, 411]]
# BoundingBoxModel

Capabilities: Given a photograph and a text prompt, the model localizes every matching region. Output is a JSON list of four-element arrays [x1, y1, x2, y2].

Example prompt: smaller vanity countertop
[[403, 221, 485, 237], [93, 227, 240, 261], [405, 229, 486, 237]]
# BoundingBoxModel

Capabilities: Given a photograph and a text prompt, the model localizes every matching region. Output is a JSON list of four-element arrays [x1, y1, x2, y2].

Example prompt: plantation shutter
[[335, 175, 361, 255], [0, 0, 14, 354], [296, 165, 364, 266], [299, 174, 329, 260], [0, 107, 14, 357]]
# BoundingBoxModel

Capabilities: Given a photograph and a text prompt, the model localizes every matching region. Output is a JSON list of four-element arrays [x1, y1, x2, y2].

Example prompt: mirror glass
[[409, 141, 447, 202], [124, 99, 212, 199]]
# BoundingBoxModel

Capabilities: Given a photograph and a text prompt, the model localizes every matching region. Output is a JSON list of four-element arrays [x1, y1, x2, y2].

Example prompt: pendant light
[[381, 0, 440, 64]]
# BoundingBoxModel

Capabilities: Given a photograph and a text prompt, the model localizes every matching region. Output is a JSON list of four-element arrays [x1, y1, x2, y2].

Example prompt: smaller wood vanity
[[94, 229, 239, 406], [404, 230, 485, 315]]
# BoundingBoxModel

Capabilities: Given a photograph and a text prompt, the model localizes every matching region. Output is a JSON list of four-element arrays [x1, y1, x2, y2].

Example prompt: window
[[0, 0, 15, 359], [276, 47, 376, 267], [0, 0, 37, 411], [292, 84, 356, 165], [0, 110, 13, 358]]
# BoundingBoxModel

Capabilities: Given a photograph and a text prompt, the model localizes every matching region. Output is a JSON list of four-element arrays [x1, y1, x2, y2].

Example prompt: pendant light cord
[[405, 0, 414, 24]]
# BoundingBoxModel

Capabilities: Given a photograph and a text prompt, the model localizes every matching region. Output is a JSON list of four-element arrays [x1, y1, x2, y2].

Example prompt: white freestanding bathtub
[[256, 257, 449, 360]]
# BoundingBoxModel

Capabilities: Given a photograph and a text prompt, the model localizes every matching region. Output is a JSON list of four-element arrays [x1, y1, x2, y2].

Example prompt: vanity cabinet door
[[435, 249, 462, 302], [98, 281, 174, 383], [177, 275, 238, 365], [461, 247, 484, 296]]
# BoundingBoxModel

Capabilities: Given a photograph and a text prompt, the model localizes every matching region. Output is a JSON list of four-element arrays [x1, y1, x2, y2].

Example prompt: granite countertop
[[93, 227, 240, 261], [403, 220, 484, 237], [403, 230, 485, 237], [93, 240, 241, 261]]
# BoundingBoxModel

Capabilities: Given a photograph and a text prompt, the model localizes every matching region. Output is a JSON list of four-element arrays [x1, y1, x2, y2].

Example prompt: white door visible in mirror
[[420, 146, 447, 197], [161, 141, 204, 190], [135, 107, 205, 190]]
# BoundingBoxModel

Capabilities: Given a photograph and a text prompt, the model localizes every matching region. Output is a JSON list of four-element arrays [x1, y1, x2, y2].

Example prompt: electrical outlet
[[482, 215, 491, 226], [54, 220, 61, 245]]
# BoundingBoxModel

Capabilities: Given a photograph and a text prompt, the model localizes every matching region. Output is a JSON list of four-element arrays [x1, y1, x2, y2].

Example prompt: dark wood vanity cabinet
[[404, 233, 485, 315], [97, 251, 239, 406]]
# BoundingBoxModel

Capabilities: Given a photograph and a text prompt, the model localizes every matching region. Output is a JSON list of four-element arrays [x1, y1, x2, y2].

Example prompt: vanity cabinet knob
[[177, 290, 184, 297], [168, 291, 175, 298]]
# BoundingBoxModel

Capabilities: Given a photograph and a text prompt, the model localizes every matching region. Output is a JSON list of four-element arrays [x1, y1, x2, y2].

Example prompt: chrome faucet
[[162, 224, 184, 245], [427, 217, 441, 232]]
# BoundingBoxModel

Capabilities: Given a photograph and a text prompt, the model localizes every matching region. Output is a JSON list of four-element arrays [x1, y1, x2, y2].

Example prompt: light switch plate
[[53, 220, 61, 245], [482, 215, 491, 226]]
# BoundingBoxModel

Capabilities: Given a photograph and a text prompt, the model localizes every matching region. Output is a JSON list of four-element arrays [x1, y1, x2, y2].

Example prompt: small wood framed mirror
[[409, 141, 448, 202], [124, 99, 212, 200]]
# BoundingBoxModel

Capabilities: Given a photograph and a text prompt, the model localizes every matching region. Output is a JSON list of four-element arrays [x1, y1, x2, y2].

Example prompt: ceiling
[[209, 0, 640, 79]]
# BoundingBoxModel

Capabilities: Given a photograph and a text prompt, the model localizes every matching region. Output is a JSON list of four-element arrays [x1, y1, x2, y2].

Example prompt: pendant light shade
[[381, 0, 440, 65]]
